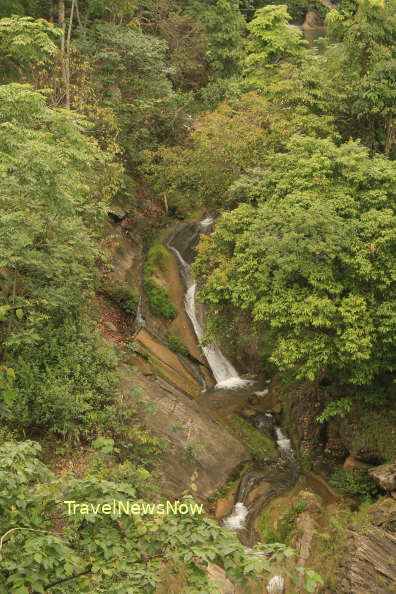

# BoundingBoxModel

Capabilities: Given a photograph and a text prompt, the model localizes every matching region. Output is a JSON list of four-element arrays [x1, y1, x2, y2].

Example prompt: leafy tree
[[0, 15, 60, 82], [244, 4, 306, 77], [195, 136, 396, 392], [140, 0, 209, 90], [148, 91, 335, 214], [0, 84, 119, 436], [185, 0, 246, 77], [325, 0, 396, 155], [0, 440, 309, 593]]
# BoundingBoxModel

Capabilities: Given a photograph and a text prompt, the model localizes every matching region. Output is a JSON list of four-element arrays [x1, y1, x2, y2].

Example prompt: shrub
[[146, 243, 169, 273], [106, 285, 139, 316], [168, 334, 189, 357], [144, 277, 176, 319], [329, 469, 380, 499], [5, 320, 118, 441]]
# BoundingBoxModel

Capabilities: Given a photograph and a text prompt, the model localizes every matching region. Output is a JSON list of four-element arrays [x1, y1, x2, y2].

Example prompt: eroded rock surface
[[119, 365, 248, 499], [338, 526, 396, 594]]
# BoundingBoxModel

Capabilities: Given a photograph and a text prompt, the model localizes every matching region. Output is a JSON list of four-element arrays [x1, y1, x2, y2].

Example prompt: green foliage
[[144, 277, 177, 319], [105, 284, 139, 316], [92, 436, 117, 454], [317, 397, 353, 423], [186, 0, 246, 77], [245, 5, 306, 74], [0, 16, 60, 81], [146, 242, 170, 272], [76, 21, 180, 168], [0, 365, 16, 418], [195, 136, 396, 391], [329, 468, 380, 499], [0, 440, 301, 593], [324, 0, 396, 155], [167, 333, 189, 356], [0, 84, 121, 439], [93, 393, 165, 465], [7, 319, 118, 440], [265, 500, 308, 545], [184, 442, 204, 462]]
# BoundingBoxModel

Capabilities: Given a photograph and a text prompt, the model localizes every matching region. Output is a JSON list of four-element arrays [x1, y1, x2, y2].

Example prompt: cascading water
[[222, 502, 249, 531], [222, 412, 299, 534], [167, 216, 251, 390], [168, 218, 296, 592]]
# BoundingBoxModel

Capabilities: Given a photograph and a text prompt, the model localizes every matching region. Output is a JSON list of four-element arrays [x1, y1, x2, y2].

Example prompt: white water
[[275, 426, 293, 455], [254, 388, 269, 397], [267, 575, 285, 594], [168, 217, 251, 390], [222, 502, 248, 531]]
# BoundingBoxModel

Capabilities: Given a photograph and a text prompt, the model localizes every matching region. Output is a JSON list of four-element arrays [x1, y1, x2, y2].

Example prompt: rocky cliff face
[[338, 525, 396, 593]]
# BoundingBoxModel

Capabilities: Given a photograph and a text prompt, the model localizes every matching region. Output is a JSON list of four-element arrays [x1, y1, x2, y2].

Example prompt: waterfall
[[167, 217, 251, 390], [222, 502, 249, 531]]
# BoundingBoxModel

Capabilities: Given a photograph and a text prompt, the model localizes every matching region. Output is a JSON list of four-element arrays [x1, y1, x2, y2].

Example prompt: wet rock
[[369, 462, 396, 492], [271, 402, 282, 414], [215, 497, 234, 519], [343, 456, 370, 470]]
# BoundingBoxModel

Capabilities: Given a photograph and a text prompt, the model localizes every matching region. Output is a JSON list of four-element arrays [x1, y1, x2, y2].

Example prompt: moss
[[226, 414, 278, 459]]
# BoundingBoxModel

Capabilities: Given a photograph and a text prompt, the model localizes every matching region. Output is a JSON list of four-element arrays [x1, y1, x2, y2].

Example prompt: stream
[[167, 217, 301, 553]]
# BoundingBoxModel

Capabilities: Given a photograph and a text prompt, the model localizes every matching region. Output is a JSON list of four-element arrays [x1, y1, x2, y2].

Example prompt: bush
[[146, 243, 169, 273], [6, 320, 118, 441], [329, 469, 380, 499], [106, 285, 139, 316], [144, 277, 176, 319], [168, 334, 189, 356]]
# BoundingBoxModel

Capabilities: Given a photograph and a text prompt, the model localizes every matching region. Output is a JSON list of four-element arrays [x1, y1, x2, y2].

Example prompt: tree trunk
[[65, 0, 76, 110], [58, 0, 75, 110], [58, 1, 68, 108]]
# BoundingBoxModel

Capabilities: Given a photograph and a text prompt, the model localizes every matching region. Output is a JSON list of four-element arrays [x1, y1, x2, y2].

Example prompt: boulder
[[343, 456, 370, 470], [369, 462, 396, 492]]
